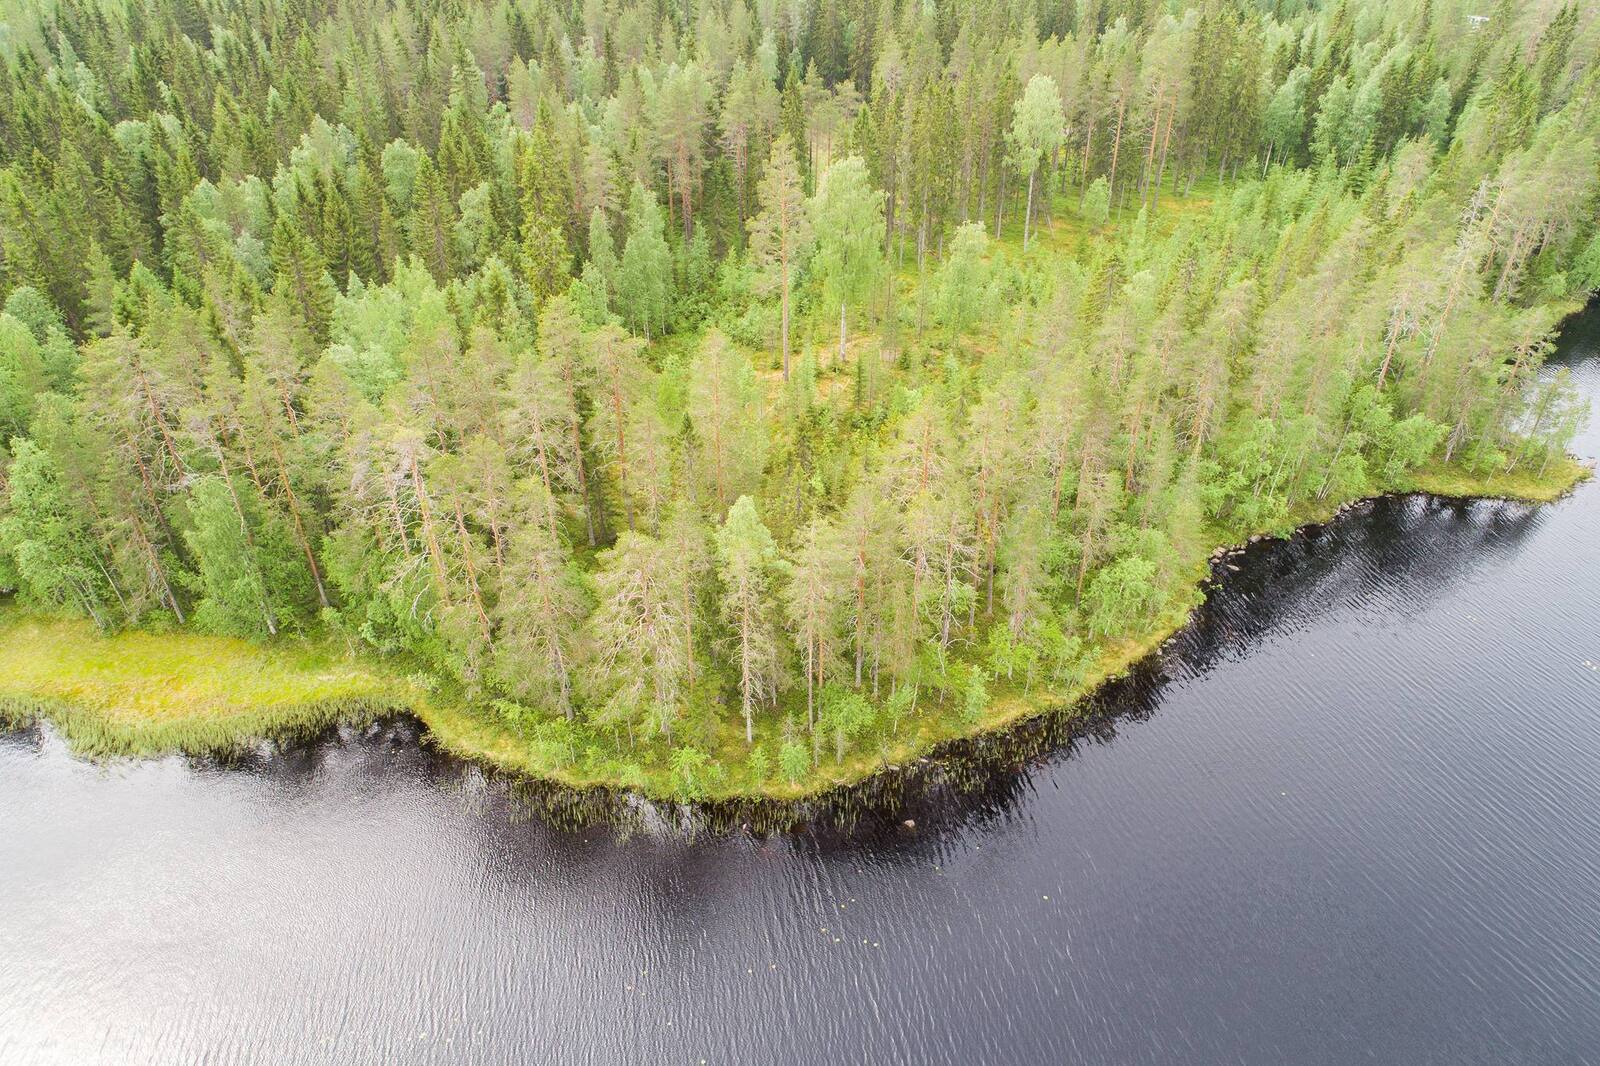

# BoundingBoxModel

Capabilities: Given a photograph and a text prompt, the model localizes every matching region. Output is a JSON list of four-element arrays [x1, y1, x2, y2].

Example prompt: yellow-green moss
[[1398, 456, 1591, 504], [0, 617, 424, 756]]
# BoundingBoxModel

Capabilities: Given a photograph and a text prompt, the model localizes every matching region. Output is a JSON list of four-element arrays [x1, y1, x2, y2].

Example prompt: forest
[[0, 0, 1597, 796]]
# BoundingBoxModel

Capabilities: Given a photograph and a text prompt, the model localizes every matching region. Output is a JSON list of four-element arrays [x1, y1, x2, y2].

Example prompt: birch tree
[[809, 156, 884, 366], [715, 495, 785, 744], [1007, 74, 1065, 250]]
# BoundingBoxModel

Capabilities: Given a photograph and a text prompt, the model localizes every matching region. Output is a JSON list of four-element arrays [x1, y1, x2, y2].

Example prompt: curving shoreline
[[2, 455, 1587, 811]]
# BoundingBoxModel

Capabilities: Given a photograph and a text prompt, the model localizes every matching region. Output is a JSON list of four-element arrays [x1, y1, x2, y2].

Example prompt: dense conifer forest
[[0, 0, 1596, 795]]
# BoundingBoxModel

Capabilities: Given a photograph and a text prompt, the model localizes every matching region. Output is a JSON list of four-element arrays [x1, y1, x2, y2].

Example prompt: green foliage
[[670, 746, 712, 798], [934, 222, 994, 333], [0, 437, 115, 623], [0, 313, 46, 439], [747, 743, 771, 782], [1083, 556, 1161, 638], [809, 156, 884, 346], [0, 0, 1593, 799], [985, 625, 1038, 687], [819, 684, 875, 762], [779, 740, 810, 783], [618, 182, 673, 339], [715, 496, 785, 742], [1008, 74, 1067, 178], [182, 476, 308, 639], [1008, 73, 1067, 247], [961, 666, 989, 727], [1081, 178, 1112, 227]]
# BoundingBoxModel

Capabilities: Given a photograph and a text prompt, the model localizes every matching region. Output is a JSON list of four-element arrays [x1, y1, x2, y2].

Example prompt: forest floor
[[3, 455, 1587, 802]]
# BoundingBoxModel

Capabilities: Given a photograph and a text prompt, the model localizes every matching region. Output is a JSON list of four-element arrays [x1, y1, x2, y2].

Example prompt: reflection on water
[[3, 310, 1600, 1065]]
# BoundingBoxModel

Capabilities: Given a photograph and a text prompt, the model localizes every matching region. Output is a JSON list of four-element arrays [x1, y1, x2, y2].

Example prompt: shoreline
[[2, 457, 1589, 807]]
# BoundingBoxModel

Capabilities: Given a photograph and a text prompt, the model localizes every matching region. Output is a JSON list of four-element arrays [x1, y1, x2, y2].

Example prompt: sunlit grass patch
[[0, 612, 413, 756], [1399, 457, 1591, 504]]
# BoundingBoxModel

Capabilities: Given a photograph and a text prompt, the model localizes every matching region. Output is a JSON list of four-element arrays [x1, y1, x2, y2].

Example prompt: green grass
[[0, 616, 418, 757], [1398, 456, 1591, 504]]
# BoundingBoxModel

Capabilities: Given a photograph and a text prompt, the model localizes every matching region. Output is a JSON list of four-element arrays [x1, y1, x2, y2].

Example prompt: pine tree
[[784, 517, 850, 730], [686, 329, 766, 517], [495, 482, 587, 717], [747, 136, 812, 380], [588, 529, 691, 743]]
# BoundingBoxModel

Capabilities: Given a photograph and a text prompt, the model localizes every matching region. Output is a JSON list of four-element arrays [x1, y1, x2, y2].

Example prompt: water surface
[[4, 311, 1599, 1065]]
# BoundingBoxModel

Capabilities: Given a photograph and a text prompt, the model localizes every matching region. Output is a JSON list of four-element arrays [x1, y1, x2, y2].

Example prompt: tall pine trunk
[[1023, 168, 1036, 249], [780, 244, 792, 381]]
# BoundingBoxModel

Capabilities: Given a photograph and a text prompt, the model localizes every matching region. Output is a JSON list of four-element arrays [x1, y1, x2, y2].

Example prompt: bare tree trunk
[[741, 604, 755, 745], [1377, 319, 1402, 389], [1023, 168, 1035, 250], [1079, 114, 1096, 200], [268, 437, 329, 607], [607, 380, 632, 531], [450, 497, 492, 639], [805, 638, 815, 730], [408, 455, 453, 610], [567, 411, 596, 547], [1155, 105, 1175, 208], [779, 252, 792, 381], [853, 546, 867, 687], [838, 300, 848, 367], [1141, 92, 1163, 208], [679, 144, 693, 240], [130, 511, 184, 623], [1107, 96, 1127, 207], [214, 449, 279, 636], [994, 166, 1006, 238]]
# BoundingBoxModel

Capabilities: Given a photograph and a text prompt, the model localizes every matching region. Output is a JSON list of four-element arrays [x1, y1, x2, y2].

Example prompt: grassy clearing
[[1398, 456, 1591, 504], [0, 615, 417, 757]]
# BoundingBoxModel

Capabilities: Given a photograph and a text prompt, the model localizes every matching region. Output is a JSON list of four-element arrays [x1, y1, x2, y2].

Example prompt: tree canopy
[[0, 0, 1595, 793]]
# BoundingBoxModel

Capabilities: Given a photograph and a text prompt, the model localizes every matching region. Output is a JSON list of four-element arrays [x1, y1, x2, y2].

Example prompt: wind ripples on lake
[[2, 312, 1600, 1064]]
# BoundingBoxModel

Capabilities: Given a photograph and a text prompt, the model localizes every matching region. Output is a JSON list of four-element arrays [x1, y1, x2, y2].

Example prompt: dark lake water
[[5, 310, 1600, 1065]]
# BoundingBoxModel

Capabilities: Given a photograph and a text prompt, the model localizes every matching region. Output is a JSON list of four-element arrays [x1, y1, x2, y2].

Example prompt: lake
[[3, 308, 1599, 1065]]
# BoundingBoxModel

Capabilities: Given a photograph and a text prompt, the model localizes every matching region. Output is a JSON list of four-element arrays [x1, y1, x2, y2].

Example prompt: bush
[[669, 745, 711, 798], [820, 684, 876, 762], [961, 666, 989, 726], [779, 740, 810, 783], [747, 743, 771, 782], [1082, 177, 1111, 226]]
